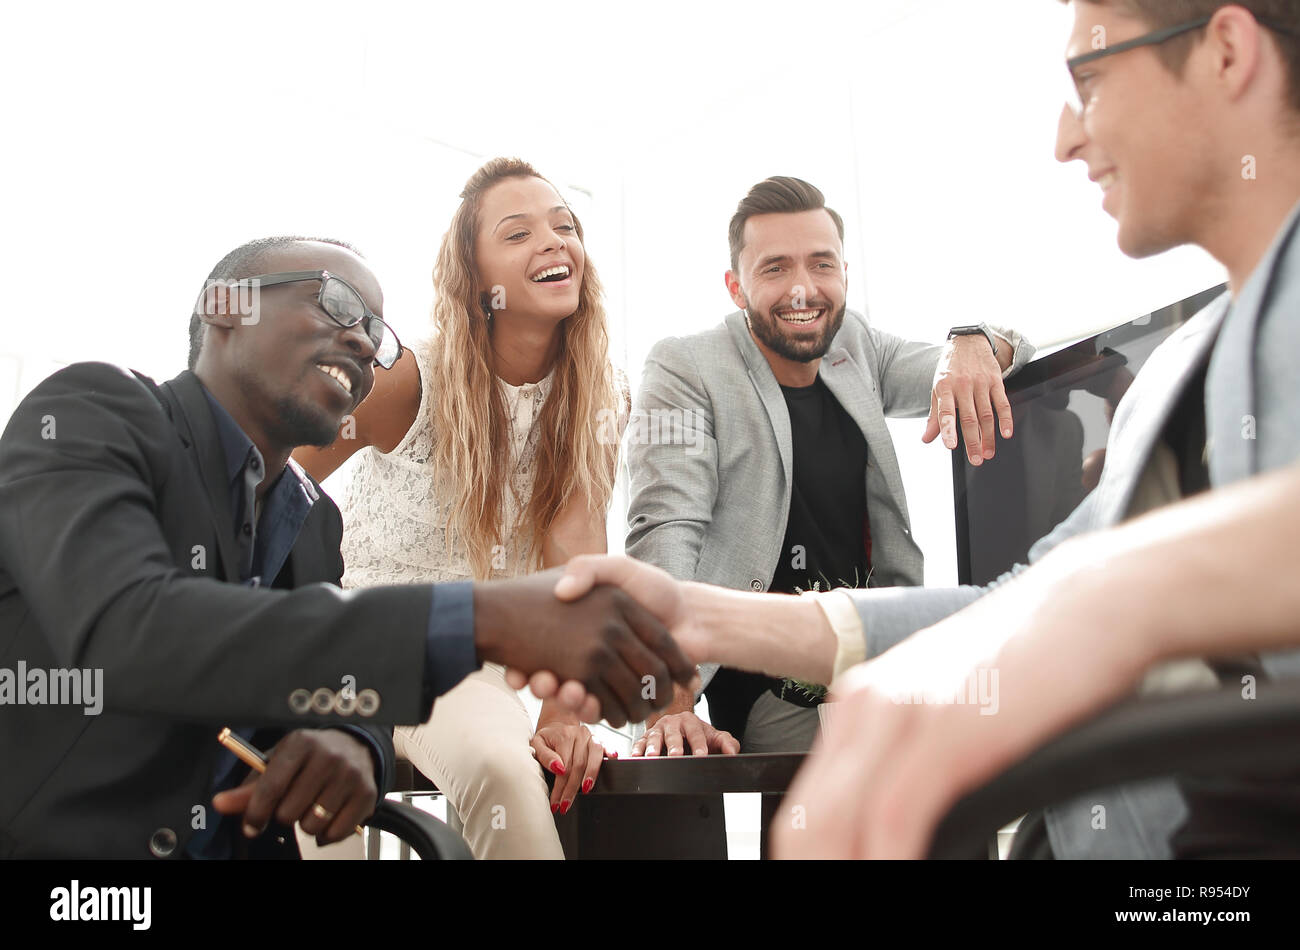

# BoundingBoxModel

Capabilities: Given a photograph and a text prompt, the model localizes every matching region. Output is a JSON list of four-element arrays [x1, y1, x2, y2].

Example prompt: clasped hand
[[498, 557, 705, 725], [211, 728, 377, 847]]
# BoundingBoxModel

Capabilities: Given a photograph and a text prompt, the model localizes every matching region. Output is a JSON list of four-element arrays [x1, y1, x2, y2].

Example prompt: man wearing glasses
[[549, 0, 1300, 858], [0, 236, 696, 858]]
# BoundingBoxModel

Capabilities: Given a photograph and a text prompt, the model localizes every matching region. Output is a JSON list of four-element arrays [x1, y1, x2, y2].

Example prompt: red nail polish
[[550, 761, 566, 776], [550, 803, 559, 814], [582, 778, 594, 794], [560, 800, 572, 815]]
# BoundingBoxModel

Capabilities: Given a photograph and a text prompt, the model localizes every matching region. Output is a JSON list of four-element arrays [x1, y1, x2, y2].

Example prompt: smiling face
[[473, 176, 585, 325], [199, 241, 380, 451], [727, 209, 848, 367], [1055, 1, 1219, 258]]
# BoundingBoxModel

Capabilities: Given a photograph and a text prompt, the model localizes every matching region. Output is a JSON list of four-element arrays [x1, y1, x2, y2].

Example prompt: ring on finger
[[311, 803, 335, 823]]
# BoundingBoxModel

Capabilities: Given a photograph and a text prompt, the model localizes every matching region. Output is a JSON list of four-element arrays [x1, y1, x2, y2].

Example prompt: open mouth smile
[[530, 264, 572, 284], [315, 362, 356, 397], [776, 308, 824, 326]]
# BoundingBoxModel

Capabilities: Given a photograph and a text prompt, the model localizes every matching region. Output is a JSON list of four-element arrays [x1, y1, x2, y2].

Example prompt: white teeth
[[530, 265, 570, 282], [778, 309, 823, 324], [1098, 172, 1117, 190], [317, 364, 352, 394]]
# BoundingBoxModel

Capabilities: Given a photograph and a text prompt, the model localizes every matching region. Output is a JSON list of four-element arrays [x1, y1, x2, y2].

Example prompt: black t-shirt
[[1161, 359, 1211, 497], [705, 376, 871, 742]]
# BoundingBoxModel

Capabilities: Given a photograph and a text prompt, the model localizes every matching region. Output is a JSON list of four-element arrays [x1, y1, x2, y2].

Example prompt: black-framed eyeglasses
[[1064, 13, 1300, 118], [243, 269, 403, 369]]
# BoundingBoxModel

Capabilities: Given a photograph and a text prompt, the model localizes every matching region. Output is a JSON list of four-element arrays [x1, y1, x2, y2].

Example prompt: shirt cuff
[[985, 323, 1036, 379], [424, 581, 479, 706], [332, 725, 389, 793], [804, 590, 867, 680]]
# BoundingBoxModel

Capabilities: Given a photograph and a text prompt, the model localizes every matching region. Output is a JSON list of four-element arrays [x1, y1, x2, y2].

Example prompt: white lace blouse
[[338, 338, 628, 589], [339, 338, 556, 589]]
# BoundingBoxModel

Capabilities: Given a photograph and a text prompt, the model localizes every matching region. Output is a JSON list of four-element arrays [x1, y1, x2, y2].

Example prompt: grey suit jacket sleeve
[[869, 325, 945, 417], [988, 323, 1037, 377], [869, 322, 1037, 419], [625, 336, 719, 581], [847, 584, 986, 657], [845, 481, 1099, 657]]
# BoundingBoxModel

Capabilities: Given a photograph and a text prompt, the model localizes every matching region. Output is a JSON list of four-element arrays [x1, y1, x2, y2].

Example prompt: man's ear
[[1205, 4, 1265, 104], [194, 280, 243, 330], [724, 270, 748, 311]]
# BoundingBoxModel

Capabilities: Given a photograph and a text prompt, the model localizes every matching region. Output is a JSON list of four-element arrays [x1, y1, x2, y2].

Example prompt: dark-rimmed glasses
[[243, 269, 403, 369], [1064, 13, 1300, 119]]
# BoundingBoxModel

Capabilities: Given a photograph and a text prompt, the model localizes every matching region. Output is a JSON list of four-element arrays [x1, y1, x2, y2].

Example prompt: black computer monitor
[[953, 284, 1228, 586]]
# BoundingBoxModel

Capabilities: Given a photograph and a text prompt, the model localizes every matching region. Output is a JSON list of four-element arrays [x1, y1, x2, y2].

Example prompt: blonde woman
[[295, 158, 626, 859]]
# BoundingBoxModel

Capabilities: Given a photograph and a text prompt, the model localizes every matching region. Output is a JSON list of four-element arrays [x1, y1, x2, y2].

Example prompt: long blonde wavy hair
[[429, 157, 620, 579]]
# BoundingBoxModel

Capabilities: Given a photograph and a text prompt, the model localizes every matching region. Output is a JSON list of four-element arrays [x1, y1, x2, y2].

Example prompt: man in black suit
[[0, 236, 694, 858]]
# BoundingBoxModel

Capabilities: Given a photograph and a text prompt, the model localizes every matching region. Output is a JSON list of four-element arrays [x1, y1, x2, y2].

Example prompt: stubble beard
[[746, 301, 847, 364]]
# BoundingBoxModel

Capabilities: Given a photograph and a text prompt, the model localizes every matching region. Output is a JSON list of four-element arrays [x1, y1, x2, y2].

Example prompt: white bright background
[[1, 0, 1225, 858], [1, 0, 1223, 587]]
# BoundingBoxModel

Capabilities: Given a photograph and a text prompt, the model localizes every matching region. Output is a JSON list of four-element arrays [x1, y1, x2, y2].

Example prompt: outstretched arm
[[0, 364, 695, 731], [545, 555, 838, 686], [775, 461, 1300, 859]]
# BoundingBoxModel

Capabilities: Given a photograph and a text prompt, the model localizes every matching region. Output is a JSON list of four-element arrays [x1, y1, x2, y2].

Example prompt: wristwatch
[[947, 323, 998, 357]]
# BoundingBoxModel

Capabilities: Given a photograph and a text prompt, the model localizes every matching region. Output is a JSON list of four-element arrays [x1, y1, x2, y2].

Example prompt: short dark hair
[[1061, 0, 1300, 114], [188, 235, 362, 370], [727, 177, 846, 274]]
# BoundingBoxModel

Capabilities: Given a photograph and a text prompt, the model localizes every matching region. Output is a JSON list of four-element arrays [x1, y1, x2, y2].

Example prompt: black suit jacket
[[0, 364, 437, 858]]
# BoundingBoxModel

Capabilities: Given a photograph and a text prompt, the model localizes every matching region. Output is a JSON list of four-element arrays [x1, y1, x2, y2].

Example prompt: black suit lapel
[[279, 471, 338, 588], [158, 371, 242, 583]]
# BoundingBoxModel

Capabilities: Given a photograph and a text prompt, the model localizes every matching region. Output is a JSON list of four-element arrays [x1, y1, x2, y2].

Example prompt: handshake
[[474, 553, 837, 728], [471, 555, 719, 728]]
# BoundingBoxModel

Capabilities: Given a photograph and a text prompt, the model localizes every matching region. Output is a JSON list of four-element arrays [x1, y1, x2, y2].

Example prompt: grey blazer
[[625, 309, 1033, 688], [847, 199, 1300, 858]]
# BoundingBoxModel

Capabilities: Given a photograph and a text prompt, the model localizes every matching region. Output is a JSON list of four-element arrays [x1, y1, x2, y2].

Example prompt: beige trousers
[[391, 663, 564, 860], [297, 664, 562, 861]]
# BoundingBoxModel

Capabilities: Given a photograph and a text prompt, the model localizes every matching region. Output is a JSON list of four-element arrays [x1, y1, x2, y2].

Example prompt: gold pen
[[217, 727, 366, 837]]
